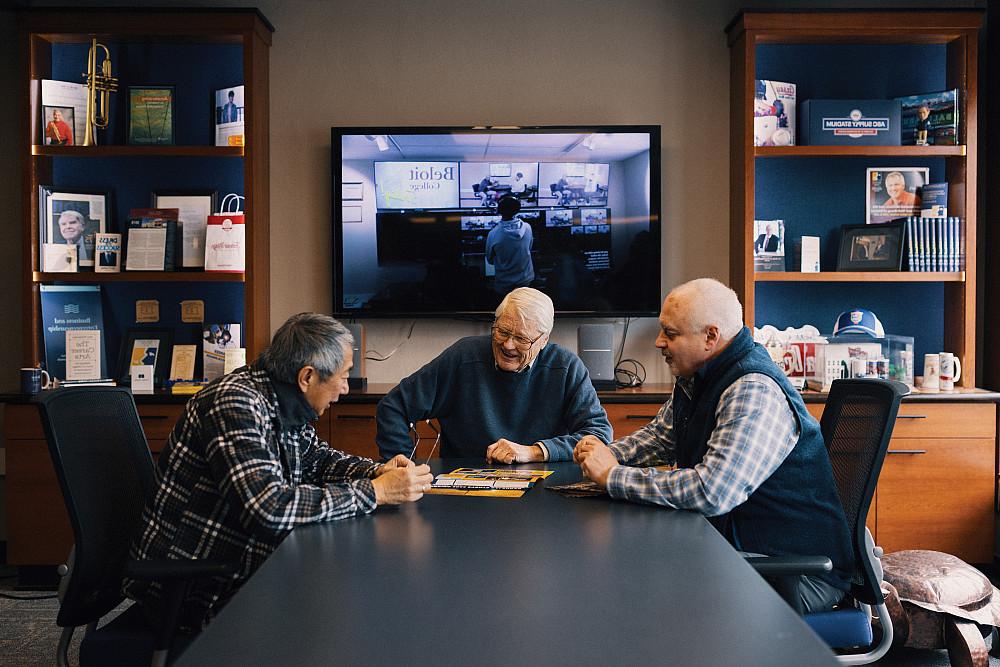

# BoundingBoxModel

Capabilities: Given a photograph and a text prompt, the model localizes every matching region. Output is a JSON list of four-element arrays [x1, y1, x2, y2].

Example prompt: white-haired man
[[377, 287, 612, 463], [125, 313, 432, 631], [575, 278, 852, 614]]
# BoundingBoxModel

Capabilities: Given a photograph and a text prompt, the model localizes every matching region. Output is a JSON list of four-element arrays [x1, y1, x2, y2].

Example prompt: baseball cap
[[833, 309, 885, 338]]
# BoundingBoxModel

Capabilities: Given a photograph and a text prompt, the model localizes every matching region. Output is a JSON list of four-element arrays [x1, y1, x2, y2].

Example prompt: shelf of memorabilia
[[31, 146, 245, 158], [727, 9, 980, 387], [32, 271, 245, 283], [754, 271, 965, 283], [754, 145, 966, 158]]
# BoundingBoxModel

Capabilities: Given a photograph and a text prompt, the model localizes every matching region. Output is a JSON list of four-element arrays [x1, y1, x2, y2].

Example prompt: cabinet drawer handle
[[140, 415, 169, 421], [336, 414, 375, 421], [897, 415, 927, 420], [625, 414, 657, 420], [887, 449, 927, 455]]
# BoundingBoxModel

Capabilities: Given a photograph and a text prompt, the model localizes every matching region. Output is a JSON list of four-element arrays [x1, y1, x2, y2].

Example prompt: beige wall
[[0, 0, 985, 386]]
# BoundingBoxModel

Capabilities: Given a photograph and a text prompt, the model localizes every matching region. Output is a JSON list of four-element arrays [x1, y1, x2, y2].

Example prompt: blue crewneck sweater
[[376, 336, 612, 460]]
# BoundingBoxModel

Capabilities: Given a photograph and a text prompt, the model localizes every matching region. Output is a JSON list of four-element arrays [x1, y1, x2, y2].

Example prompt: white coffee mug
[[939, 352, 962, 391], [922, 353, 940, 390]]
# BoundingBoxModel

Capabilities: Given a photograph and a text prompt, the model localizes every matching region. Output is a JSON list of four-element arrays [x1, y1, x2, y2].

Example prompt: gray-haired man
[[125, 313, 431, 630]]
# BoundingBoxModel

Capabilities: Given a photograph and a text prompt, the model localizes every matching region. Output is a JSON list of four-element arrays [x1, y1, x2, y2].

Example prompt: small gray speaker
[[346, 323, 367, 389], [578, 324, 616, 390]]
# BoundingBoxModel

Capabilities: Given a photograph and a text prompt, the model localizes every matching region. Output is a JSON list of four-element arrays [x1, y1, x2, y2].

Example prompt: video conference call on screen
[[333, 126, 661, 316]]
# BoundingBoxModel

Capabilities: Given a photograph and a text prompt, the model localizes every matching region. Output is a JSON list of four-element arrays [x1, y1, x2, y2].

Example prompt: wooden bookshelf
[[31, 145, 245, 157], [33, 271, 245, 283], [755, 145, 966, 158], [755, 271, 965, 283]]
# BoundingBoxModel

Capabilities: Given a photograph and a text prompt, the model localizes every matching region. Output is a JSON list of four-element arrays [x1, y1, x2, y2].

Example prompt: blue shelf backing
[[754, 281, 944, 364], [755, 43, 947, 100], [99, 281, 245, 374], [52, 42, 243, 146]]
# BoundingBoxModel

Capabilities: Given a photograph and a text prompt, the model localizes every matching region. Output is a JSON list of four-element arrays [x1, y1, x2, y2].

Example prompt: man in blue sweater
[[575, 278, 852, 613], [376, 287, 612, 463]]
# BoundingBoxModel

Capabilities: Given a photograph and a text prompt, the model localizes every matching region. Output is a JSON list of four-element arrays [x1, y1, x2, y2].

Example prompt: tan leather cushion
[[883, 550, 1000, 626]]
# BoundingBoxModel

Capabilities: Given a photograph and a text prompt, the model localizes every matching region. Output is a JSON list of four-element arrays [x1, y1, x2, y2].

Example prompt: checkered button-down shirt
[[124, 363, 383, 629], [606, 373, 798, 516]]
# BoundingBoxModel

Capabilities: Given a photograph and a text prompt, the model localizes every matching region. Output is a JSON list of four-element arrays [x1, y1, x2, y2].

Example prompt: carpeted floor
[[2, 563, 1000, 666]]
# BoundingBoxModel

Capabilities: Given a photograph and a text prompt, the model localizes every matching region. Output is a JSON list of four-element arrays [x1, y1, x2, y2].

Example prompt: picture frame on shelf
[[127, 85, 175, 145], [836, 220, 906, 272], [152, 189, 218, 268], [116, 327, 174, 387], [42, 105, 75, 145], [866, 167, 929, 225], [38, 186, 110, 270]]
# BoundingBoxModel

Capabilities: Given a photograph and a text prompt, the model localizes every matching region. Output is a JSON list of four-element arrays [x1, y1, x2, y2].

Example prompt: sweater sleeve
[[375, 348, 457, 461], [536, 356, 613, 461]]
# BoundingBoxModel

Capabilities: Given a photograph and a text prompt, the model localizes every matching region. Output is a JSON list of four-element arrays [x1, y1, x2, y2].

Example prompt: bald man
[[574, 278, 852, 614]]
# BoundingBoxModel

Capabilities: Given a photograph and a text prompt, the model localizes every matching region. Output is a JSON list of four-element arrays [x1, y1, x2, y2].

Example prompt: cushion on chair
[[805, 608, 874, 648], [882, 550, 1000, 627]]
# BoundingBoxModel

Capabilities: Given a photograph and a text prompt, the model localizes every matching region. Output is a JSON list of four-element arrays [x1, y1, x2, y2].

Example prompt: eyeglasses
[[408, 420, 441, 464], [491, 323, 544, 351]]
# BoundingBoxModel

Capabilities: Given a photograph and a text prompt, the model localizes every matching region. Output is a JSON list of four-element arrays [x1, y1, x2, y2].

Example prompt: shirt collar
[[268, 371, 318, 428]]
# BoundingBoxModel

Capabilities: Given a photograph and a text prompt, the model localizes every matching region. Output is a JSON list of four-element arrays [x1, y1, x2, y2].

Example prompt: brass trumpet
[[82, 38, 117, 146]]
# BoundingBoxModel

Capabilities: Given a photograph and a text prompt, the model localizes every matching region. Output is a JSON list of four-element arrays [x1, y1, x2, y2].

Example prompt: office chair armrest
[[744, 555, 833, 577], [125, 559, 237, 582]]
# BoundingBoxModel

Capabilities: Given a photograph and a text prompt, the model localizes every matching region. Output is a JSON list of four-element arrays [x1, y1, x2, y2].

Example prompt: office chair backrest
[[38, 387, 156, 628], [819, 378, 907, 606]]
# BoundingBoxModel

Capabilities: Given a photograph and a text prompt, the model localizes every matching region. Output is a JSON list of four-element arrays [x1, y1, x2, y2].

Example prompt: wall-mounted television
[[332, 125, 661, 317]]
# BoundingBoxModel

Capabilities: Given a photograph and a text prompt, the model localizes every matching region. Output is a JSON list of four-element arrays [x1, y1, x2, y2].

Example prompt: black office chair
[[747, 378, 908, 664], [39, 387, 233, 667]]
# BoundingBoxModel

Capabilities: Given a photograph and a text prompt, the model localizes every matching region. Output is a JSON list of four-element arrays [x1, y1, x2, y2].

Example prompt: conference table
[[178, 460, 839, 666]]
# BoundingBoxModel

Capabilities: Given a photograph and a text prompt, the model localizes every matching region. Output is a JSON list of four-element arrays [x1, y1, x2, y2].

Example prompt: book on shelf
[[753, 219, 785, 272], [39, 79, 88, 146], [904, 216, 962, 272], [215, 85, 245, 147], [202, 323, 241, 381], [125, 208, 179, 271], [39, 285, 107, 381], [895, 89, 959, 146], [920, 183, 948, 218], [753, 80, 795, 147], [94, 232, 122, 273]]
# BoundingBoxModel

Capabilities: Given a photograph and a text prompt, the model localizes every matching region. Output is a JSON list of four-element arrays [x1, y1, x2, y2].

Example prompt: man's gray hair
[[259, 313, 353, 384], [495, 287, 554, 335], [59, 209, 85, 223], [667, 278, 744, 341]]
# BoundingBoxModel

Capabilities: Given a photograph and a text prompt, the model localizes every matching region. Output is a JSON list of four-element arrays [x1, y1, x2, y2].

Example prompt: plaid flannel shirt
[[124, 363, 383, 629], [606, 373, 798, 516]]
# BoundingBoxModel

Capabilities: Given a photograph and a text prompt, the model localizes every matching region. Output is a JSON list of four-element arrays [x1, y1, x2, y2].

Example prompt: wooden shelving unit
[[727, 10, 981, 387], [19, 8, 272, 368]]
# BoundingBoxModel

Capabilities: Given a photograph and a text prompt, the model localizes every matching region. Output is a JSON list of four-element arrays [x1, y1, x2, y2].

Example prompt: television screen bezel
[[331, 124, 661, 319]]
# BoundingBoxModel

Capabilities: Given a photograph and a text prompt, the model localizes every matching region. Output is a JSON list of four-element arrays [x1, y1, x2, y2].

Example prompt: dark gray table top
[[178, 460, 838, 666]]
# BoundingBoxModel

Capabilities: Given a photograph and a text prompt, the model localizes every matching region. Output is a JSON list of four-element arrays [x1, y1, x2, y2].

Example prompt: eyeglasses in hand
[[408, 419, 442, 464]]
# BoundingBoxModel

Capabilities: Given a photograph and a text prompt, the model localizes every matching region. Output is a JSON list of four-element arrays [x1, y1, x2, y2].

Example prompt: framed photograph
[[837, 220, 906, 271], [866, 167, 929, 225], [38, 186, 110, 270], [152, 189, 218, 268], [128, 86, 175, 145], [42, 105, 75, 145], [117, 327, 173, 387]]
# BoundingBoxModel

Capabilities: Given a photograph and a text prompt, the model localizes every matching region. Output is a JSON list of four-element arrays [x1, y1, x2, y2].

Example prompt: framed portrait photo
[[39, 186, 110, 270], [117, 327, 174, 387], [152, 189, 217, 268], [865, 167, 929, 225], [128, 85, 175, 145], [42, 105, 75, 146], [837, 220, 906, 272]]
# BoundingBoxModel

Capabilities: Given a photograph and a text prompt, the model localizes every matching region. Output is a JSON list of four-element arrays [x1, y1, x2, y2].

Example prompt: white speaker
[[346, 323, 367, 389], [578, 324, 616, 390]]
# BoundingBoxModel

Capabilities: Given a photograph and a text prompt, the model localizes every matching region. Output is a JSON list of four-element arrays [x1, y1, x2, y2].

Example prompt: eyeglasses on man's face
[[491, 323, 544, 350]]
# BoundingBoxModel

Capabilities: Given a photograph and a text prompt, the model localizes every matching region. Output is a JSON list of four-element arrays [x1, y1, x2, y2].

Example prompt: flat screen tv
[[332, 125, 660, 317]]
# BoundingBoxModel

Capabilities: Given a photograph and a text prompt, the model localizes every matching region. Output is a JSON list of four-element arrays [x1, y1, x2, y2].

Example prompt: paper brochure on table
[[427, 468, 554, 497]]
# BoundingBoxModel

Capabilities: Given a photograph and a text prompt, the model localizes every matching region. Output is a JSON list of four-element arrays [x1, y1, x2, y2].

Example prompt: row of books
[[905, 216, 963, 272]]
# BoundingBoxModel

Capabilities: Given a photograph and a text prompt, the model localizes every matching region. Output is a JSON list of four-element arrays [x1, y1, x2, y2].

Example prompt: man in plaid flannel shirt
[[124, 313, 432, 630], [575, 279, 852, 614]]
